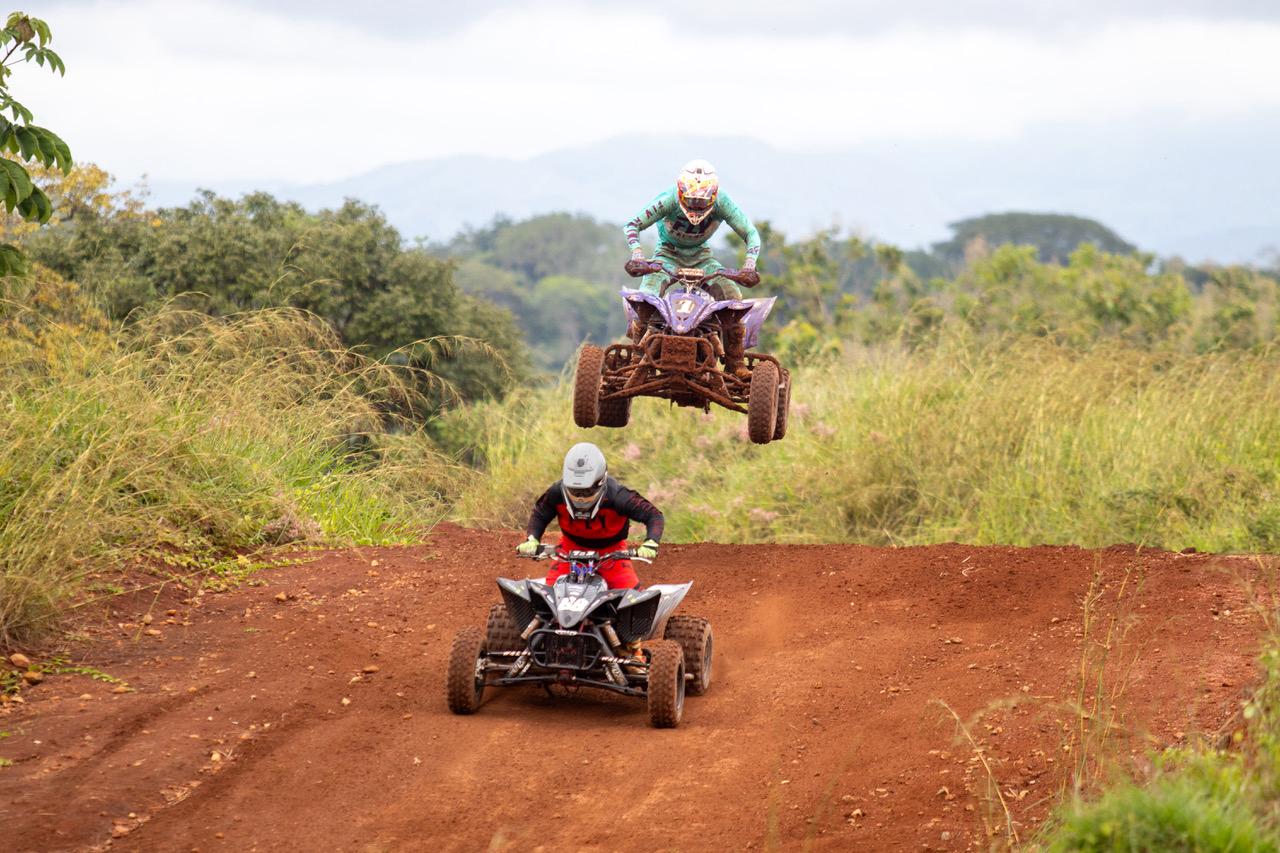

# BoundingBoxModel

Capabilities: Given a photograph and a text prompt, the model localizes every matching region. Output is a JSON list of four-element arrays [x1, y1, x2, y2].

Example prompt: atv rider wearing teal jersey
[[623, 159, 762, 379]]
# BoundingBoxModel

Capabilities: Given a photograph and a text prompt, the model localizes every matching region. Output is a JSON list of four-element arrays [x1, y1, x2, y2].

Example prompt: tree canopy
[[438, 213, 630, 370], [931, 212, 1137, 266], [24, 190, 527, 403]]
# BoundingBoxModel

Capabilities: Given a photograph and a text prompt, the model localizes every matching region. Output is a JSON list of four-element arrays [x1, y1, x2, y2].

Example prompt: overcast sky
[[22, 1, 1280, 184]]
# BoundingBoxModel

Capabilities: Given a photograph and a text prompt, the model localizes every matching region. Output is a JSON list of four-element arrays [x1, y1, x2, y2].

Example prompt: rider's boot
[[622, 639, 646, 675], [723, 323, 752, 381]]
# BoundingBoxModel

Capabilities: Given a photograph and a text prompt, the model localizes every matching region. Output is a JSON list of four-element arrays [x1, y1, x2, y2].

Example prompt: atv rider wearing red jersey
[[516, 442, 663, 589]]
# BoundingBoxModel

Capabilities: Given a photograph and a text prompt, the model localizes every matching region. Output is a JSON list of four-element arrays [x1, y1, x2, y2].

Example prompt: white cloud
[[22, 1, 1280, 183]]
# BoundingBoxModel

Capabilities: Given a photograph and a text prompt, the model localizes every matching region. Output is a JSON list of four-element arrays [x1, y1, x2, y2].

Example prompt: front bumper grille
[[649, 335, 715, 372], [529, 630, 605, 671]]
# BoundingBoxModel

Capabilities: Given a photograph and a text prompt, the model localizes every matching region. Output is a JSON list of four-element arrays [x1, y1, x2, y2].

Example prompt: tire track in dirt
[[0, 527, 1268, 851]]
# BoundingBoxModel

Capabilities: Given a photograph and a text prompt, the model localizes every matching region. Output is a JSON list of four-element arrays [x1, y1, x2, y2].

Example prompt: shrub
[[0, 283, 459, 643]]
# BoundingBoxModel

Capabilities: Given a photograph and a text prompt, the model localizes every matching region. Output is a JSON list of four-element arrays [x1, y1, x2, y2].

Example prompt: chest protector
[[556, 503, 631, 548]]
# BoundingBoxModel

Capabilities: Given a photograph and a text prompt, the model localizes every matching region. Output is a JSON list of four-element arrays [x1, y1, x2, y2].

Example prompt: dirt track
[[0, 526, 1269, 851]]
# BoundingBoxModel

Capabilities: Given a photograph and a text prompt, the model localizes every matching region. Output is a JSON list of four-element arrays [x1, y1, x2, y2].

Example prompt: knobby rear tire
[[445, 626, 486, 715], [664, 615, 713, 696], [598, 395, 631, 428], [485, 603, 523, 652], [747, 360, 780, 444], [573, 345, 605, 428], [646, 639, 686, 728], [773, 371, 791, 441]]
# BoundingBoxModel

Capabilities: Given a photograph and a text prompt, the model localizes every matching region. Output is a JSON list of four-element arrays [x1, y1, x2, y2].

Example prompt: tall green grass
[[1040, 754, 1276, 851], [440, 336, 1280, 552], [0, 299, 459, 644]]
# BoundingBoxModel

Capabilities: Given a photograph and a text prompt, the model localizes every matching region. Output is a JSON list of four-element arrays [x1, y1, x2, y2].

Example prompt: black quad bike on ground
[[445, 547, 713, 728], [573, 264, 791, 444]]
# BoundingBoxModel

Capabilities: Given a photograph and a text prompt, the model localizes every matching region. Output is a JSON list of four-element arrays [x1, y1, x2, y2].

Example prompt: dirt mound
[[0, 526, 1267, 851]]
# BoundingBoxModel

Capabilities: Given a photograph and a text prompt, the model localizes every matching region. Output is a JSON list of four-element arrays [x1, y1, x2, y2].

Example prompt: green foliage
[[23, 191, 525, 405], [0, 11, 71, 277], [47, 658, 125, 685], [439, 213, 630, 370], [931, 244, 1194, 347], [759, 227, 863, 327], [1042, 754, 1274, 852], [441, 213, 626, 285], [729, 221, 959, 349], [759, 233, 1280, 357]]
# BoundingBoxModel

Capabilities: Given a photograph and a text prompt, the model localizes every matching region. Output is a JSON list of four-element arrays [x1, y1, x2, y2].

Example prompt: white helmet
[[561, 442, 608, 520], [676, 159, 719, 225]]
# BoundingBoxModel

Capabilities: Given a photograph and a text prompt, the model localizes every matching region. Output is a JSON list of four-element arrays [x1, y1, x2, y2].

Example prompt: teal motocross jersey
[[623, 186, 762, 266]]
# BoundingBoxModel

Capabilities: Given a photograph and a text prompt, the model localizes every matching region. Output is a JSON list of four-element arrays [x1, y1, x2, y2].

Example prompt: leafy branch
[[0, 11, 71, 277]]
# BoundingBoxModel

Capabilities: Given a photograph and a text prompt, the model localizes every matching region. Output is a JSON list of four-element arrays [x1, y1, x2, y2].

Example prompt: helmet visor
[[566, 484, 603, 508], [683, 194, 714, 212]]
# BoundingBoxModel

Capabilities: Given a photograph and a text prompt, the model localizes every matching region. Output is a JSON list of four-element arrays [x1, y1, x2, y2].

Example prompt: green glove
[[516, 536, 540, 556], [635, 539, 659, 560]]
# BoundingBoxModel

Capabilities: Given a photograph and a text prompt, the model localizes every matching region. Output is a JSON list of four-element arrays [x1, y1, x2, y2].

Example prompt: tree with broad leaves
[[0, 11, 71, 277]]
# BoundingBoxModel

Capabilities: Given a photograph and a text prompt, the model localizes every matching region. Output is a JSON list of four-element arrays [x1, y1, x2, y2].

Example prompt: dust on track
[[0, 525, 1268, 852]]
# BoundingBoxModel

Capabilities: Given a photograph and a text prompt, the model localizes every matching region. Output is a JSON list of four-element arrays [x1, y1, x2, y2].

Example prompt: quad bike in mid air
[[444, 546, 713, 728], [572, 263, 791, 444]]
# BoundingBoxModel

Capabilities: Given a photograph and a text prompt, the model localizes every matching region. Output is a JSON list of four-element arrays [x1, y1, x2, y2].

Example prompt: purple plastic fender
[[621, 287, 777, 349]]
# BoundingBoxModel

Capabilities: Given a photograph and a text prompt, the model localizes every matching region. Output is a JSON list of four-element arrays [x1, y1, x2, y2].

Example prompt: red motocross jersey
[[525, 477, 664, 549]]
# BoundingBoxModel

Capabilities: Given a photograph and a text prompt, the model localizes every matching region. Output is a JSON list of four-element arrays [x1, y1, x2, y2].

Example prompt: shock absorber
[[507, 618, 543, 677], [604, 660, 626, 685], [601, 622, 622, 652], [600, 623, 627, 684]]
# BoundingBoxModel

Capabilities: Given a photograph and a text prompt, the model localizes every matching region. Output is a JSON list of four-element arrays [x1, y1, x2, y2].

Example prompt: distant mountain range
[[149, 119, 1280, 265]]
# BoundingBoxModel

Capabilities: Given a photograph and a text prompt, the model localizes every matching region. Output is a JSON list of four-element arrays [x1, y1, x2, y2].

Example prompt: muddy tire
[[664, 616, 713, 696], [573, 345, 605, 428], [773, 371, 791, 441], [747, 360, 780, 444], [445, 626, 486, 715], [485, 603, 523, 652], [597, 395, 631, 428], [646, 639, 686, 728]]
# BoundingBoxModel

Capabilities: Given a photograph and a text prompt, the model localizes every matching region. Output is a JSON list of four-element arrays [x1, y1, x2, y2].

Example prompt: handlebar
[[516, 544, 652, 565], [625, 260, 757, 288]]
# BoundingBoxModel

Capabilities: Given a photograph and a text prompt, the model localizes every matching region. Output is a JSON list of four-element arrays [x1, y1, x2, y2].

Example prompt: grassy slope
[[1037, 636, 1280, 850], [0, 304, 458, 644], [443, 337, 1280, 553]]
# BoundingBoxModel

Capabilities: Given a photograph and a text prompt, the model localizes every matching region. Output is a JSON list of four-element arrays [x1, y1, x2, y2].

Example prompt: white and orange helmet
[[676, 159, 719, 225]]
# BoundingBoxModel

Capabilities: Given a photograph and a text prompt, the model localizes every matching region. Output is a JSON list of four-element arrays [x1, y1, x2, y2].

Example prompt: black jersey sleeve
[[611, 482, 665, 543], [526, 481, 563, 539]]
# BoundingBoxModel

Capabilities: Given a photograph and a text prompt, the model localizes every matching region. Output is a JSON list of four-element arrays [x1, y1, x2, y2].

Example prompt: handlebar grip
[[625, 259, 662, 278]]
